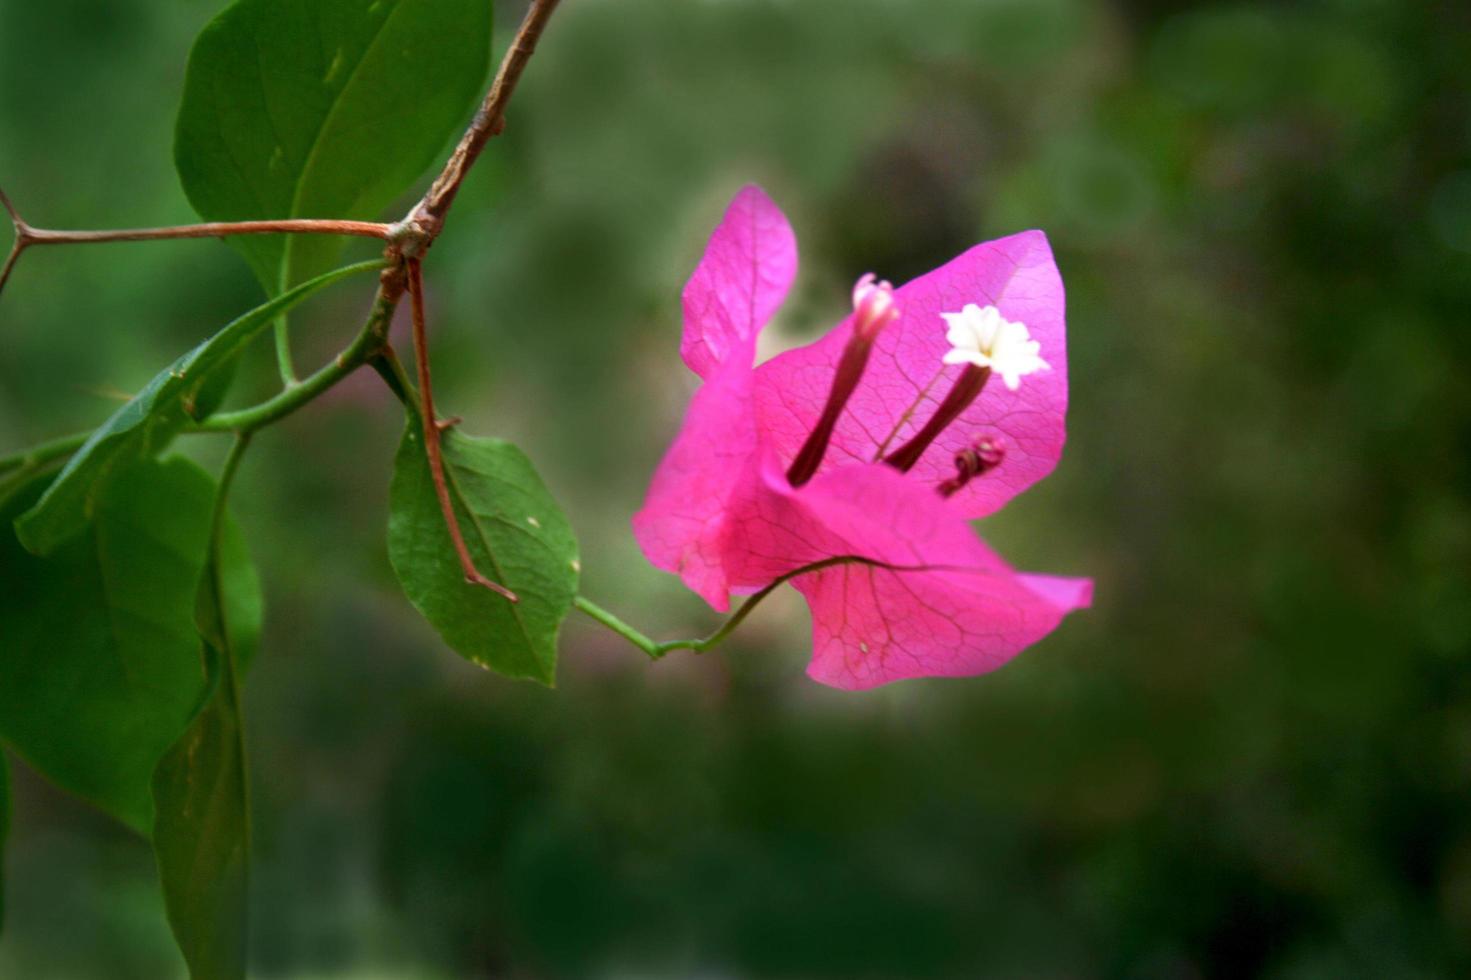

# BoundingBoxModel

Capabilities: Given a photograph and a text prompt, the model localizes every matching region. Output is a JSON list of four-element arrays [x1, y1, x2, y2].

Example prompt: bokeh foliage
[[2, 0, 1469, 976]]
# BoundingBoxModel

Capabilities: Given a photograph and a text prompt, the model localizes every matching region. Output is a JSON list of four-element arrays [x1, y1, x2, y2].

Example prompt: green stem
[[368, 345, 416, 408], [573, 596, 667, 657], [272, 316, 298, 387], [194, 289, 400, 434], [575, 556, 868, 660], [0, 429, 91, 474], [204, 432, 253, 894], [208, 432, 252, 551]]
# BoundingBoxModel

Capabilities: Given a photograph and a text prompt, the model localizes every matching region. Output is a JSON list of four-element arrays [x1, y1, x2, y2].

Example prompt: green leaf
[[191, 354, 241, 424], [15, 260, 378, 555], [388, 425, 580, 685], [153, 547, 251, 980], [0, 456, 62, 513], [0, 457, 261, 834], [175, 0, 494, 292], [152, 670, 248, 980]]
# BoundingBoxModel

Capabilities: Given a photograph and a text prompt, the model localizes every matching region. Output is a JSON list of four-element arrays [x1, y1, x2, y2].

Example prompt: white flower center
[[940, 303, 1050, 391]]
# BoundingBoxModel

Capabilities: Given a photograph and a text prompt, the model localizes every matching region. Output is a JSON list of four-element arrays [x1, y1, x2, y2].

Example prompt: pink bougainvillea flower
[[634, 185, 1091, 690]]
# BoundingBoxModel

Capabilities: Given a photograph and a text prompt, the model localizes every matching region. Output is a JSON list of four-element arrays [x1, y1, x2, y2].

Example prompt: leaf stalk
[[574, 556, 880, 660], [192, 270, 397, 435]]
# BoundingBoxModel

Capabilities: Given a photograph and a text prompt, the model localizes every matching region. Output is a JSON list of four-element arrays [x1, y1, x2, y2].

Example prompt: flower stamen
[[883, 304, 1046, 473], [787, 274, 899, 487], [937, 437, 1005, 497], [882, 364, 990, 472]]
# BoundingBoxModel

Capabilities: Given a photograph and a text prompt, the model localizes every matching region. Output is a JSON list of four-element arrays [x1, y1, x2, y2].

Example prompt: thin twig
[[0, 181, 390, 299], [20, 218, 390, 246], [406, 258, 518, 603], [1, 185, 28, 297], [1, 0, 565, 291], [410, 0, 563, 233]]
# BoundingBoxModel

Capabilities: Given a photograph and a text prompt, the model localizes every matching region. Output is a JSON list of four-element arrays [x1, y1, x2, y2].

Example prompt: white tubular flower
[[940, 303, 1050, 390]]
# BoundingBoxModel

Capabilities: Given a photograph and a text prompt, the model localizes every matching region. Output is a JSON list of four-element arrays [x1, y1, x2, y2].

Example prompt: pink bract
[[633, 185, 1091, 690]]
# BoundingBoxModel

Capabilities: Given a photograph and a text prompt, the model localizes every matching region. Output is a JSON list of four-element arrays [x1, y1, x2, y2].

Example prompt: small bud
[[971, 436, 1006, 471], [851, 272, 898, 341]]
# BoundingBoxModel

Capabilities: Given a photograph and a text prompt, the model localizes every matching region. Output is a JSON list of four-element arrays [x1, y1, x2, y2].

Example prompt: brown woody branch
[[20, 220, 390, 246], [3, 1, 565, 294], [405, 0, 563, 241], [0, 184, 390, 298]]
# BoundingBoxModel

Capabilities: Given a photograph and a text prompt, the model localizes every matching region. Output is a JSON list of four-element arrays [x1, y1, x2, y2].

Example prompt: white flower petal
[[942, 348, 986, 367], [939, 302, 1049, 389]]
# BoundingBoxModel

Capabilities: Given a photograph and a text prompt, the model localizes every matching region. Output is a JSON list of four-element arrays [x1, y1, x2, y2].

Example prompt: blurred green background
[[3, 0, 1470, 976]]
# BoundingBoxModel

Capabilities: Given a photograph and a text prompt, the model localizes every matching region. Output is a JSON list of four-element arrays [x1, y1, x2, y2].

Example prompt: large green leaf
[[153, 541, 251, 980], [15, 260, 377, 556], [0, 457, 261, 834], [388, 425, 579, 685], [175, 0, 493, 292]]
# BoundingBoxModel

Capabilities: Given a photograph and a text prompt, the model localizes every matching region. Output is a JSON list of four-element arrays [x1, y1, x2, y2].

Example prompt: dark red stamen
[[787, 336, 877, 487], [938, 437, 1006, 497], [883, 364, 991, 473], [786, 274, 898, 487]]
